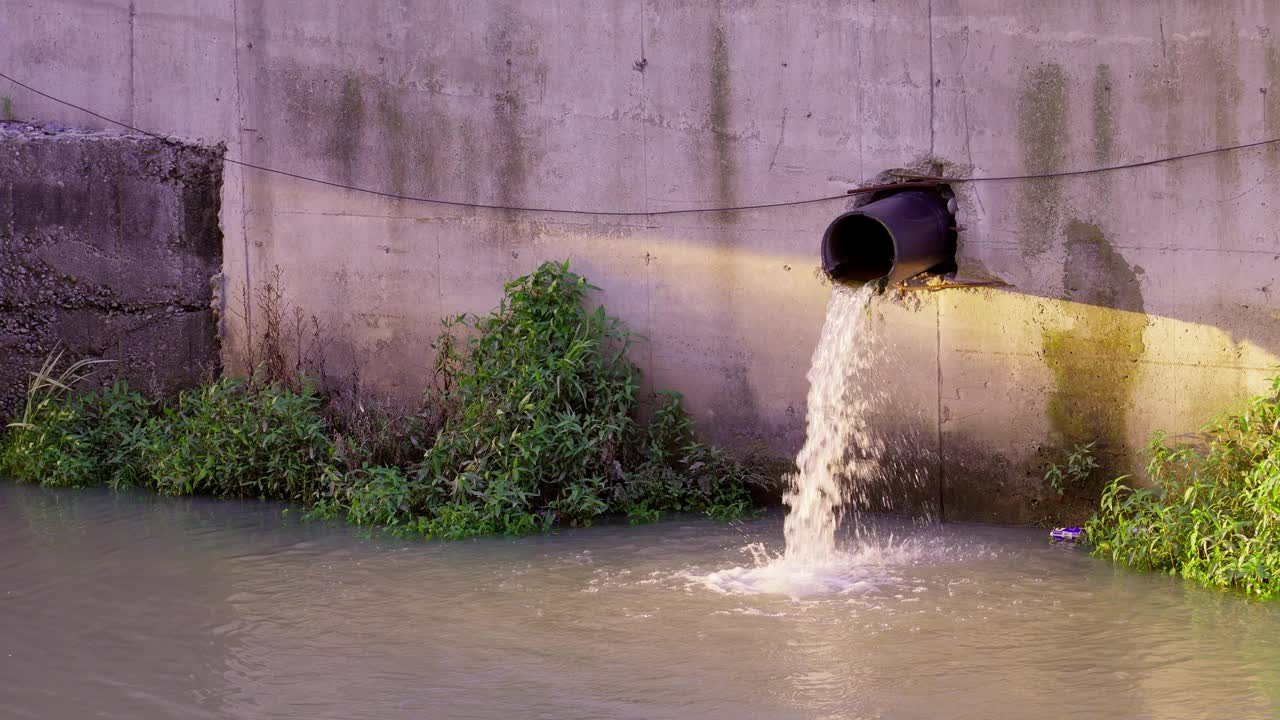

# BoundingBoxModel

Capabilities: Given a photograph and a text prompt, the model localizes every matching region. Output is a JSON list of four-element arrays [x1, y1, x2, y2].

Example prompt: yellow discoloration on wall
[[1042, 220, 1146, 478]]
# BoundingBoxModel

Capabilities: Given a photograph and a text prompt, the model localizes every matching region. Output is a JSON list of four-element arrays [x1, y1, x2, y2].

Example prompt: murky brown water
[[2, 483, 1277, 719]]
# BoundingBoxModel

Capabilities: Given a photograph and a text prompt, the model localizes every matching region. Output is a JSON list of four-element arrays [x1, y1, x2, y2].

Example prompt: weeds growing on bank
[[314, 261, 766, 535], [1084, 379, 1280, 600], [143, 378, 333, 503], [0, 261, 770, 538]]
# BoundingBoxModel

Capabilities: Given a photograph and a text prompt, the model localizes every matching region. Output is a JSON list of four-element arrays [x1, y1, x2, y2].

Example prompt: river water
[[2, 483, 1277, 719]]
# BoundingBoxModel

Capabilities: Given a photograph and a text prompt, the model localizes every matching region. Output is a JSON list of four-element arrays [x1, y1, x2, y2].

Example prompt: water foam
[[694, 535, 952, 600]]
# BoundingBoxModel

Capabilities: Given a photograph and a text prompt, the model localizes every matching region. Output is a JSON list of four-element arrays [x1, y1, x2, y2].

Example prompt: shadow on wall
[[937, 246, 1277, 526]]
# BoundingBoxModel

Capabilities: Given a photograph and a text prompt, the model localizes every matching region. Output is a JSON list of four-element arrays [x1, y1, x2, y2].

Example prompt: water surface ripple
[[1, 484, 1277, 719]]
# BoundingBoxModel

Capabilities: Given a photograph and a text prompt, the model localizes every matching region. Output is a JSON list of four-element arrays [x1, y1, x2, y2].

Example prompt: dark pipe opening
[[821, 214, 896, 283], [821, 188, 957, 286]]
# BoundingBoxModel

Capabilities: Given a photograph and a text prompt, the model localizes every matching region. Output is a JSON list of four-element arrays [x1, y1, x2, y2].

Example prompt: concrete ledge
[[0, 122, 224, 416]]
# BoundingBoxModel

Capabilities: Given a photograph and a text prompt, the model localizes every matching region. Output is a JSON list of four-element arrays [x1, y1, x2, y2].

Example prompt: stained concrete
[[3, 0, 1280, 523], [0, 123, 223, 417]]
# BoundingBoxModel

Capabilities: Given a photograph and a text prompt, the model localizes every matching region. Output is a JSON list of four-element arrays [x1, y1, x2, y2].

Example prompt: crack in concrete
[[769, 107, 788, 172]]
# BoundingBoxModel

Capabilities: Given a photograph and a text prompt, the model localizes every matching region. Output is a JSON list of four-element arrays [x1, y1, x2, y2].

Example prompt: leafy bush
[[71, 382, 153, 489], [619, 391, 764, 520], [2, 354, 331, 503], [322, 261, 768, 536], [1086, 378, 1280, 599], [407, 260, 638, 533], [142, 378, 333, 503], [313, 464, 414, 527]]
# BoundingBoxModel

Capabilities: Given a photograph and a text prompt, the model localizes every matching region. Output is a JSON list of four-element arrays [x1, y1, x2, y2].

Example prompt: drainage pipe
[[820, 190, 955, 285]]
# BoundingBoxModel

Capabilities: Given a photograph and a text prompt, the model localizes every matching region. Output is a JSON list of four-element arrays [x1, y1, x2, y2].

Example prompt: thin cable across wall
[[5, 70, 1280, 217]]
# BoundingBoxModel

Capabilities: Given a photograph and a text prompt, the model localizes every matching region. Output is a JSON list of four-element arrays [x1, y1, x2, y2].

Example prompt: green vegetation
[[1044, 442, 1099, 496], [315, 261, 766, 536], [1086, 379, 1280, 599], [1, 261, 770, 539], [621, 390, 762, 523], [142, 378, 333, 503], [1, 355, 333, 502]]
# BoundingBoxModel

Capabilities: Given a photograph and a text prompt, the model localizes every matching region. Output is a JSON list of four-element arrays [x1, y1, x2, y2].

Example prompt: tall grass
[[1086, 378, 1280, 599], [1, 360, 330, 501]]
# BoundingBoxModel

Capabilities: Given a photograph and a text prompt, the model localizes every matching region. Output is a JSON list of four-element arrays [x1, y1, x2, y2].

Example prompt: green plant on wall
[[1, 96, 12, 121], [1044, 442, 1099, 496]]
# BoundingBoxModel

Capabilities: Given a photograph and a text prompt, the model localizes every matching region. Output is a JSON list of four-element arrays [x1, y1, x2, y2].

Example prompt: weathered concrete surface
[[4, 0, 1279, 523], [0, 123, 223, 417]]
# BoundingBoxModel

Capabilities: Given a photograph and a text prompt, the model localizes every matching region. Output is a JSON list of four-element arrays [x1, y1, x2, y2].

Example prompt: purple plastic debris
[[1050, 527, 1083, 543]]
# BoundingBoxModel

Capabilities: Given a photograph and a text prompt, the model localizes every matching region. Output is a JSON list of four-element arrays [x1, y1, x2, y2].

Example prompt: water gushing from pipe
[[695, 283, 935, 598], [782, 283, 888, 564]]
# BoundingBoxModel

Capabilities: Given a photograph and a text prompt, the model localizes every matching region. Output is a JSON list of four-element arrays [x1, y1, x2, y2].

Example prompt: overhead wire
[[893, 135, 1280, 183], [5, 69, 1280, 217]]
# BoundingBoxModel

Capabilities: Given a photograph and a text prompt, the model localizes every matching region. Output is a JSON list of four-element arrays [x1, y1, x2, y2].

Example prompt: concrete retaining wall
[[3, 0, 1278, 523], [0, 123, 223, 416]]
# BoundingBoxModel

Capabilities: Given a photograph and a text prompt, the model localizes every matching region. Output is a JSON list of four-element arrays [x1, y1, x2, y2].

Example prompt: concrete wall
[[4, 0, 1278, 523], [0, 123, 223, 417]]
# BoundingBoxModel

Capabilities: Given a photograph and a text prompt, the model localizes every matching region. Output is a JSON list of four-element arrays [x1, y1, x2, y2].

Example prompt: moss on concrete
[[1016, 63, 1069, 258]]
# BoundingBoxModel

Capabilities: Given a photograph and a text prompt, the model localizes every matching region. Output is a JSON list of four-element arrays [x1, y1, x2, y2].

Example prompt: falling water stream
[[781, 283, 887, 563]]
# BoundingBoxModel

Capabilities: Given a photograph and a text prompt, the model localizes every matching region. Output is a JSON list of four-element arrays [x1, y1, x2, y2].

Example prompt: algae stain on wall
[[709, 23, 735, 213], [1041, 220, 1147, 477], [484, 8, 538, 214], [1089, 63, 1117, 206], [705, 15, 763, 440], [332, 75, 366, 185], [1211, 37, 1243, 185], [1090, 64, 1115, 166], [374, 88, 409, 199], [1264, 44, 1280, 168], [1016, 63, 1069, 258]]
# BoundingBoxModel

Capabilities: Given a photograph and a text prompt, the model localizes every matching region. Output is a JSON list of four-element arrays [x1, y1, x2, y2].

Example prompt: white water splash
[[695, 284, 940, 598], [691, 534, 963, 600]]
